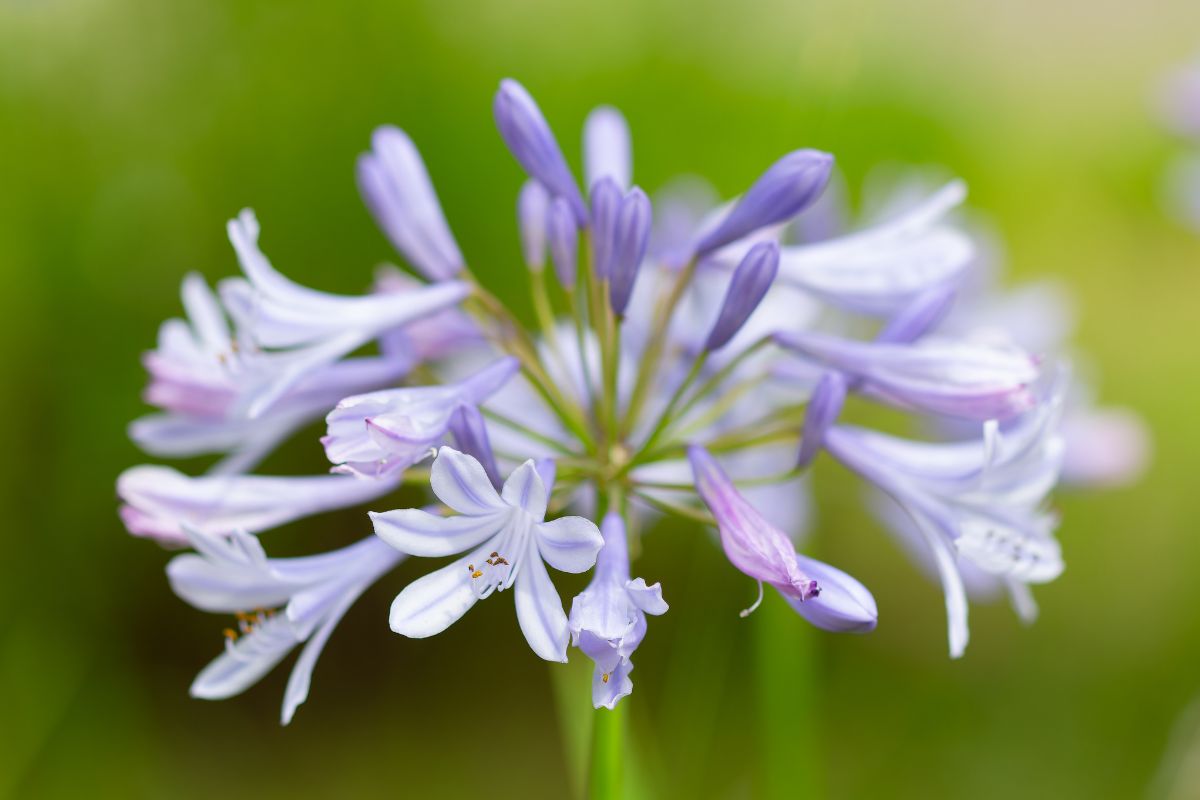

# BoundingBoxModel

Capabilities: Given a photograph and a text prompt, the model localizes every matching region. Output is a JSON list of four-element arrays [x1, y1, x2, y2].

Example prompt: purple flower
[[323, 357, 519, 479], [824, 395, 1065, 656], [168, 527, 403, 724], [688, 446, 877, 631], [771, 181, 973, 315], [583, 106, 632, 191], [704, 241, 780, 351], [775, 330, 1039, 421], [608, 187, 652, 316], [493, 79, 587, 225], [548, 197, 579, 290], [117, 467, 401, 545], [517, 180, 551, 271], [356, 125, 465, 281], [219, 210, 469, 417], [589, 177, 622, 279], [694, 149, 833, 256], [372, 448, 604, 661], [131, 273, 415, 475], [569, 513, 668, 709]]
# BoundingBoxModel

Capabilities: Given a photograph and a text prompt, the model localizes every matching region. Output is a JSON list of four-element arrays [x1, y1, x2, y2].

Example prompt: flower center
[[222, 607, 280, 646]]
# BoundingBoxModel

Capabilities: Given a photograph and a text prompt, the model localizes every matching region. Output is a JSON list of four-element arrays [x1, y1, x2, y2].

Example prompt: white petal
[[501, 460, 548, 520], [189, 615, 298, 700], [625, 578, 668, 616], [514, 538, 569, 662], [370, 508, 506, 557], [389, 547, 487, 638], [430, 447, 505, 515], [911, 510, 970, 658], [535, 516, 603, 574], [281, 581, 362, 725]]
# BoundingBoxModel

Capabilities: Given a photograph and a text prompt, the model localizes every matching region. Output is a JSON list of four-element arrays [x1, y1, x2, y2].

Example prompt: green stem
[[589, 701, 626, 800], [626, 353, 707, 471], [481, 409, 574, 455]]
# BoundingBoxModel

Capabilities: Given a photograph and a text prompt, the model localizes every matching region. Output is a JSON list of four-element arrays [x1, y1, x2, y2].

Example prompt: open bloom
[[168, 527, 403, 724], [372, 448, 603, 661], [822, 384, 1065, 656], [569, 513, 667, 709]]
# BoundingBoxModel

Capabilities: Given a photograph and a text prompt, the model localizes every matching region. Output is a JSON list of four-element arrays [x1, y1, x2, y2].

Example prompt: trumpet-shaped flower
[[168, 527, 403, 724], [372, 448, 603, 661], [118, 466, 401, 545], [569, 513, 667, 709]]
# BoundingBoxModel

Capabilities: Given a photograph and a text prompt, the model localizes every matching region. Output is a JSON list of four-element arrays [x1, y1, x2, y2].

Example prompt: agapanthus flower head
[[120, 77, 1100, 724]]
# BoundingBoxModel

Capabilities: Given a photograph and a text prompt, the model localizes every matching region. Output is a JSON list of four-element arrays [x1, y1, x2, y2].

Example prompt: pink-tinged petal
[[429, 447, 505, 515], [1060, 406, 1151, 488], [370, 508, 506, 557], [535, 516, 603, 574], [688, 446, 817, 599], [501, 460, 549, 520], [625, 578, 668, 616], [514, 537, 570, 662], [389, 546, 487, 638]]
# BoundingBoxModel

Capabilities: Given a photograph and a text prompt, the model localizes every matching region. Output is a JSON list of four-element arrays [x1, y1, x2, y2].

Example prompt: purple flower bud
[[548, 197, 579, 290], [493, 79, 587, 225], [695, 149, 834, 257], [876, 283, 957, 344], [517, 180, 551, 271], [608, 187, 652, 316], [356, 126, 464, 281], [796, 371, 846, 469], [583, 106, 632, 191], [589, 177, 622, 279], [448, 405, 501, 489], [704, 241, 780, 351]]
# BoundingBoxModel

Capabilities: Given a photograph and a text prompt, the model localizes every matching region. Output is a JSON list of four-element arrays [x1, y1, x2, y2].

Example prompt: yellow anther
[[223, 628, 238, 641], [601, 673, 610, 684], [472, 570, 484, 579]]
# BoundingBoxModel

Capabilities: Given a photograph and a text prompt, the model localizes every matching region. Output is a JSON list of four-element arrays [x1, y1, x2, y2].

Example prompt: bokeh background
[[3, 0, 1199, 797]]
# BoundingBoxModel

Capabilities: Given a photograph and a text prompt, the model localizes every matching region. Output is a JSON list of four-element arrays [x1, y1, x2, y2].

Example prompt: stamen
[[601, 673, 610, 684], [739, 580, 765, 618]]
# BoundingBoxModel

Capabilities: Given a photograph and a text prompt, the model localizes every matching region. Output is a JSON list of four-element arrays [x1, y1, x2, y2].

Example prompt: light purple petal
[[583, 106, 632, 191], [501, 460, 549, 521], [370, 508, 506, 557], [514, 536, 570, 662], [535, 516, 603, 574], [429, 447, 506, 515], [389, 545, 487, 638]]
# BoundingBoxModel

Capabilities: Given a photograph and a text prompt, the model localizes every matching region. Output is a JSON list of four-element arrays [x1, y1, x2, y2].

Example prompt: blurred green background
[[3, 0, 1199, 797]]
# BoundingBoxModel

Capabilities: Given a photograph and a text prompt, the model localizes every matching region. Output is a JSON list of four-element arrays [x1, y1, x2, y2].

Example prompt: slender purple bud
[[493, 79, 587, 225], [694, 149, 834, 257], [583, 106, 632, 191], [589, 177, 622, 279], [608, 187, 652, 316], [704, 241, 780, 351], [448, 405, 501, 489], [876, 283, 957, 344], [534, 458, 557, 493], [548, 197, 578, 290], [796, 371, 846, 468], [518, 180, 551, 272]]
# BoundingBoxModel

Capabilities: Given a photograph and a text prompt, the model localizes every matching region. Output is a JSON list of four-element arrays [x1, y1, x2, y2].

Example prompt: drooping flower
[[117, 466, 401, 545], [371, 448, 604, 661], [323, 357, 519, 479], [821, 385, 1065, 656], [168, 527, 403, 724], [688, 446, 878, 632], [569, 513, 667, 709]]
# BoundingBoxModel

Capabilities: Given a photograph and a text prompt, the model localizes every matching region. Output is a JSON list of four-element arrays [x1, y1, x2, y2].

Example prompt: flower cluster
[[117, 78, 1137, 723]]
